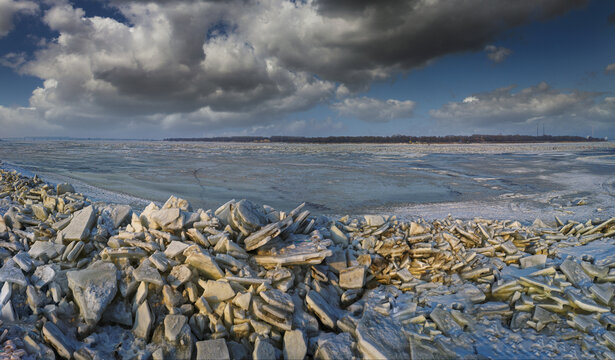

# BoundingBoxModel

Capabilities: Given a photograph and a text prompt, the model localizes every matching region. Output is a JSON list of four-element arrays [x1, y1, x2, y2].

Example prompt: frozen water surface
[[1, 140, 614, 222]]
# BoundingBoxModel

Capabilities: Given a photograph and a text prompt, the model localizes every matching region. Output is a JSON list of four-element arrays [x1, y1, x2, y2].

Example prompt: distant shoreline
[[164, 134, 606, 144]]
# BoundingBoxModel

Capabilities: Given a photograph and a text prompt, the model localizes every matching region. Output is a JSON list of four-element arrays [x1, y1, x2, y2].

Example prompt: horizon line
[[1, 133, 609, 142]]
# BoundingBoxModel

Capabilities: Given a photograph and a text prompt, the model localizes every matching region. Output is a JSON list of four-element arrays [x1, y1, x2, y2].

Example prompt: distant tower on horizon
[[543, 124, 545, 136], [537, 124, 539, 137]]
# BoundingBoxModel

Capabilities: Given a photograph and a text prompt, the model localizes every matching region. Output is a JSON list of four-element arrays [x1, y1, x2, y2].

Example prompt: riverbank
[[1, 168, 615, 359], [164, 134, 607, 144]]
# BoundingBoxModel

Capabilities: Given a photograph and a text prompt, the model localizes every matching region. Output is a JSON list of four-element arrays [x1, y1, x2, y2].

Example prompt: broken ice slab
[[356, 309, 410, 359], [518, 276, 562, 293], [519, 254, 547, 269], [560, 259, 593, 288], [430, 307, 463, 336], [339, 266, 365, 289], [243, 222, 281, 251], [252, 297, 292, 331], [225, 276, 271, 286], [253, 234, 332, 268], [568, 313, 603, 334], [305, 290, 341, 330], [581, 261, 609, 280], [491, 280, 523, 299], [260, 289, 294, 313], [564, 288, 610, 313], [475, 302, 513, 318], [100, 247, 147, 261], [590, 283, 615, 305]]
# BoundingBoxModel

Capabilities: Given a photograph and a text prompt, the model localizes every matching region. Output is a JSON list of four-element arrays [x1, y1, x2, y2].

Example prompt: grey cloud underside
[[2, 0, 590, 134], [262, 0, 588, 87]]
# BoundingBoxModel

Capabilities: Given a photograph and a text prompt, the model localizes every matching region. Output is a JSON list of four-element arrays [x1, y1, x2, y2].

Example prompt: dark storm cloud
[[312, 0, 409, 16], [293, 0, 586, 86]]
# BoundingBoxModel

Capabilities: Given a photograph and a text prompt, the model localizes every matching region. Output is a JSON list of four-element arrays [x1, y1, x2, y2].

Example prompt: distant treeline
[[165, 134, 606, 144]]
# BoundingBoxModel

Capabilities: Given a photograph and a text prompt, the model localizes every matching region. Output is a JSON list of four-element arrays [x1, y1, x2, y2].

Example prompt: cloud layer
[[431, 82, 615, 134], [332, 97, 416, 123], [0, 0, 592, 136]]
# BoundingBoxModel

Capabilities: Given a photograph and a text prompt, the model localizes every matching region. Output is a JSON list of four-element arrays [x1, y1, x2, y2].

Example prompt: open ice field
[[1, 140, 614, 223]]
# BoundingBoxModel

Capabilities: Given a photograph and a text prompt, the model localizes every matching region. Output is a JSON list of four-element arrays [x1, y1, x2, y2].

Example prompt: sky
[[0, 0, 614, 139]]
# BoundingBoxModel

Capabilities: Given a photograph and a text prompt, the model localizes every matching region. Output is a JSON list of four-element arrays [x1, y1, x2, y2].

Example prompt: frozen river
[[1, 140, 614, 222]]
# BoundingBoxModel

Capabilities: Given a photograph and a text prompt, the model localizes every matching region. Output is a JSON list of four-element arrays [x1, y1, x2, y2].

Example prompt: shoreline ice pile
[[1, 168, 615, 359]]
